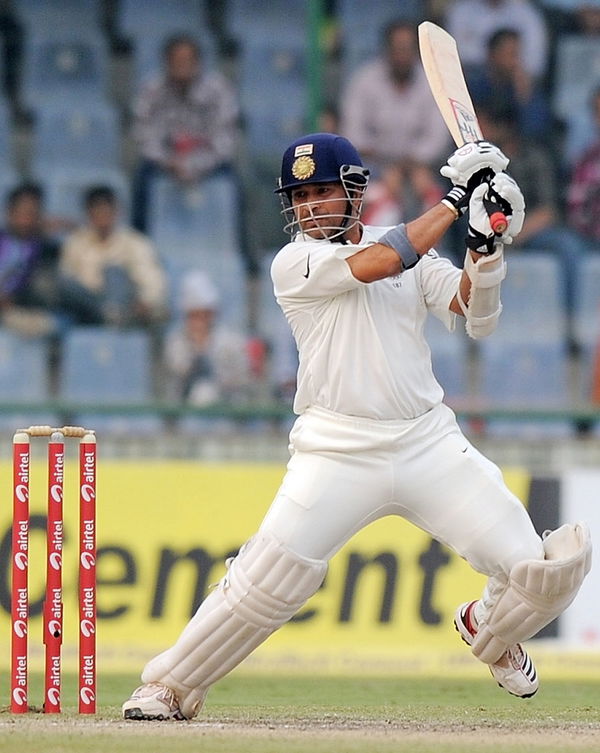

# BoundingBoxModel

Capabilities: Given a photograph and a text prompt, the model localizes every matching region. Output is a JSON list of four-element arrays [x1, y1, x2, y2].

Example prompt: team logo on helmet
[[291, 155, 316, 181]]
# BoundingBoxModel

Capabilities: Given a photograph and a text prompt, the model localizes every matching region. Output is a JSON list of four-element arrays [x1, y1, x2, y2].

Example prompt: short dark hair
[[6, 182, 43, 209], [381, 19, 415, 48], [163, 33, 202, 61], [487, 28, 520, 54], [84, 185, 117, 208]]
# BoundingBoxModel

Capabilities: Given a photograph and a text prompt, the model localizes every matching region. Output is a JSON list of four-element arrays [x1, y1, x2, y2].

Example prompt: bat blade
[[418, 21, 482, 146], [418, 21, 507, 234]]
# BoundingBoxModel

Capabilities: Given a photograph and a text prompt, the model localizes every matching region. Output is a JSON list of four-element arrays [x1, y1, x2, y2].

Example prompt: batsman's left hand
[[466, 173, 525, 253], [441, 141, 509, 189]]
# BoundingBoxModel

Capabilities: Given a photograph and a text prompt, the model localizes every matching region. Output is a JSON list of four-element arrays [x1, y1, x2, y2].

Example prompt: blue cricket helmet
[[275, 132, 369, 195]]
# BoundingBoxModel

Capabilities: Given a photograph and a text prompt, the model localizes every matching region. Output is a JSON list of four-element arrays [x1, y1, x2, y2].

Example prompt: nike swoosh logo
[[303, 253, 311, 279]]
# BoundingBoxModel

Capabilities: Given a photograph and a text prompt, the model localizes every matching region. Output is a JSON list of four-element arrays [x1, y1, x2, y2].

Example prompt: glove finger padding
[[466, 182, 496, 253], [440, 141, 509, 187], [489, 172, 525, 243]]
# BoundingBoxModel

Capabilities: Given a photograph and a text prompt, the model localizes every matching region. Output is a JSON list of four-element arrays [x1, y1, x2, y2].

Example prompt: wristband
[[441, 185, 469, 219], [377, 223, 420, 270]]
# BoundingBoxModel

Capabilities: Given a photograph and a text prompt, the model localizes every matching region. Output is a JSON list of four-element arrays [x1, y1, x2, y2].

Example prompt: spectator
[[478, 106, 587, 317], [0, 183, 61, 336], [467, 28, 553, 144], [164, 270, 251, 405], [564, 83, 600, 171], [567, 100, 600, 247], [339, 20, 449, 248], [59, 185, 168, 328], [340, 20, 450, 172], [445, 0, 549, 80], [130, 33, 240, 233]]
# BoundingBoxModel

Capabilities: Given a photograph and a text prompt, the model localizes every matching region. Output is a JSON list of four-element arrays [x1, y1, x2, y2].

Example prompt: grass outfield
[[0, 673, 599, 752]]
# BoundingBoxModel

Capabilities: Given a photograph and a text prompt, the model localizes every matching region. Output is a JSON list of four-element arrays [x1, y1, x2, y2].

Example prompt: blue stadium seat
[[0, 97, 14, 172], [21, 31, 110, 111], [118, 0, 204, 38], [165, 253, 249, 333], [424, 315, 471, 406], [553, 36, 600, 121], [256, 251, 297, 392], [42, 167, 130, 227], [477, 338, 574, 437], [59, 327, 154, 403], [31, 103, 121, 174], [495, 253, 567, 343], [16, 0, 101, 34], [338, 0, 423, 76], [0, 329, 51, 400], [238, 40, 307, 157], [58, 326, 161, 435], [148, 173, 239, 261], [573, 256, 600, 403], [226, 0, 308, 44]]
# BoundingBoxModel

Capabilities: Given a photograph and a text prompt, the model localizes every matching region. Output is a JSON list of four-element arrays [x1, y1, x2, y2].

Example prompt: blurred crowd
[[0, 0, 599, 431]]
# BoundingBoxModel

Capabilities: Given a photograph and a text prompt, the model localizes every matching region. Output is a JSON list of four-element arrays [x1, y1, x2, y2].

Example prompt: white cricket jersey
[[271, 225, 462, 420]]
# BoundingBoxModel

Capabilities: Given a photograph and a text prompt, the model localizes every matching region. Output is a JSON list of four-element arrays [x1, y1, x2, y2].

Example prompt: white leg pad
[[472, 522, 592, 664], [142, 532, 327, 717], [458, 246, 506, 339]]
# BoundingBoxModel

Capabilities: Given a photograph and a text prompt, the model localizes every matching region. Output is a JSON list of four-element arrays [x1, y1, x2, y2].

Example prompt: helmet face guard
[[275, 133, 370, 239]]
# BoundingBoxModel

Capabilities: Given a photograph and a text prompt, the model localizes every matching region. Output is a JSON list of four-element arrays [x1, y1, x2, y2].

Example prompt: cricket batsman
[[122, 133, 591, 721]]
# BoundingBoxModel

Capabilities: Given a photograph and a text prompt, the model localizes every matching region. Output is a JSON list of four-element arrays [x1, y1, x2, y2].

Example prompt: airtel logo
[[12, 687, 27, 706], [80, 687, 95, 705], [49, 552, 62, 571], [80, 619, 95, 638], [81, 484, 95, 502], [15, 484, 28, 502], [14, 552, 28, 570], [13, 620, 27, 638], [47, 688, 60, 707], [48, 620, 61, 637], [80, 552, 95, 570], [50, 484, 63, 503]]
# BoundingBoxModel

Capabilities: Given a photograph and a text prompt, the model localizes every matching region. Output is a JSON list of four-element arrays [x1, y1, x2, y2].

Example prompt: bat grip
[[483, 198, 508, 235]]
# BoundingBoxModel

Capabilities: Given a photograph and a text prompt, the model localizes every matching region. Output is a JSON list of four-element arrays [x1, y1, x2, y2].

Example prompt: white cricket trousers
[[260, 403, 544, 616]]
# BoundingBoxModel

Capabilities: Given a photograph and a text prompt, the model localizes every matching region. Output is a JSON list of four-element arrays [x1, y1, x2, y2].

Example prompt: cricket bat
[[418, 20, 507, 234]]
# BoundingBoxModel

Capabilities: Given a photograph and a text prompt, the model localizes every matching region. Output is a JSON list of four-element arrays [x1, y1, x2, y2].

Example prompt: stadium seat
[[41, 166, 130, 227], [553, 36, 600, 122], [0, 97, 14, 172], [21, 31, 110, 111], [58, 326, 162, 435], [118, 0, 204, 38], [0, 329, 52, 400], [477, 338, 574, 437], [31, 103, 121, 174], [238, 39, 307, 157], [16, 0, 101, 34], [165, 254, 249, 332], [424, 315, 471, 406], [226, 0, 308, 44], [494, 253, 567, 343], [59, 327, 154, 403], [572, 256, 600, 403], [148, 173, 239, 261], [338, 0, 423, 76], [0, 328, 59, 429], [256, 251, 298, 392]]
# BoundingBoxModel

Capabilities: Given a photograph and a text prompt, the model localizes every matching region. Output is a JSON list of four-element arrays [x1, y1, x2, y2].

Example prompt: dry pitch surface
[[1, 673, 599, 753]]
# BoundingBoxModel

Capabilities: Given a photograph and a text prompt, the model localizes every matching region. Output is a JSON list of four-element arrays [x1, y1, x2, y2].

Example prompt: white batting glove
[[489, 172, 525, 242], [440, 141, 509, 188], [466, 173, 525, 253]]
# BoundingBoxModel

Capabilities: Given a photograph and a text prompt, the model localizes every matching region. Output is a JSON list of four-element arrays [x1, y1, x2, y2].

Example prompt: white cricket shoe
[[455, 601, 539, 698], [122, 682, 187, 721]]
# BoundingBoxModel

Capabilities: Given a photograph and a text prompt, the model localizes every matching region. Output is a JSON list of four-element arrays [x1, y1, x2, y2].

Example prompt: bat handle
[[483, 199, 508, 235]]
